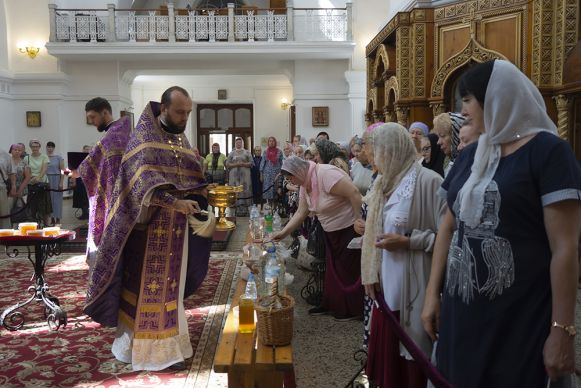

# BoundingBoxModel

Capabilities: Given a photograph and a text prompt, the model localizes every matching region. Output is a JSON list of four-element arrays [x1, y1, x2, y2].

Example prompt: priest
[[80, 86, 215, 371]]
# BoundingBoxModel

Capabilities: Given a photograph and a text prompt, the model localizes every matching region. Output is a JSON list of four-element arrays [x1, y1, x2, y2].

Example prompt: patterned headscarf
[[449, 113, 465, 161]]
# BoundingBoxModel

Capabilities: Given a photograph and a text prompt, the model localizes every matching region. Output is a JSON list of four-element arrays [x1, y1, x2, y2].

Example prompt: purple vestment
[[81, 102, 211, 338]]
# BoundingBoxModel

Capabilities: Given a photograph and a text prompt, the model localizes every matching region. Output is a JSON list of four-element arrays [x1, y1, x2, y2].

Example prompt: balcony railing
[[48, 3, 352, 44]]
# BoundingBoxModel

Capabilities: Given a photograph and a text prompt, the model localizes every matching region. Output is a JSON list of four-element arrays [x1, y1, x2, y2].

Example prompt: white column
[[228, 3, 235, 42], [168, 2, 176, 43], [286, 0, 294, 41], [344, 70, 366, 135], [48, 4, 57, 42], [346, 2, 353, 41], [107, 4, 116, 42]]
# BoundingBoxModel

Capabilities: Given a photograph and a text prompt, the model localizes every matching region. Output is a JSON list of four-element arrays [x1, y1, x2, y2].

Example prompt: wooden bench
[[213, 236, 296, 387]]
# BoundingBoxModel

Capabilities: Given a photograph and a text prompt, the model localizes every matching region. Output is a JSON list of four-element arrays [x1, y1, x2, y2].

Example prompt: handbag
[[306, 216, 326, 259], [11, 198, 33, 224]]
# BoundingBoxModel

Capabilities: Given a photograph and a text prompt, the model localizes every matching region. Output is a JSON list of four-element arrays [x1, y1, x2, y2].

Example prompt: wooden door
[[197, 104, 253, 157]]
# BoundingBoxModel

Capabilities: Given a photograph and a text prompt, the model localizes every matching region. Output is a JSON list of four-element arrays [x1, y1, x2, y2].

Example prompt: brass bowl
[[207, 185, 243, 230]]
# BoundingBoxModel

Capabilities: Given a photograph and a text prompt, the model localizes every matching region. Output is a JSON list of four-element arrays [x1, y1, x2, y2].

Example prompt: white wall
[[131, 74, 292, 151], [292, 59, 353, 142], [351, 0, 392, 71], [5, 0, 57, 73]]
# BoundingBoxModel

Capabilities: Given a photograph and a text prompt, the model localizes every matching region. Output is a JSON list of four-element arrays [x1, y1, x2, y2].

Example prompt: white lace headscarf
[[361, 123, 418, 285], [457, 60, 558, 228]]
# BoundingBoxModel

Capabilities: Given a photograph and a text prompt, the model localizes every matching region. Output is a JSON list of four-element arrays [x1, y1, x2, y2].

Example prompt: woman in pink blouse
[[272, 156, 364, 320]]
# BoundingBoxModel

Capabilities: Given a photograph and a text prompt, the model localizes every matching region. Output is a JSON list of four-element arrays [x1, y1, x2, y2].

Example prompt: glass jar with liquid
[[238, 294, 255, 334]]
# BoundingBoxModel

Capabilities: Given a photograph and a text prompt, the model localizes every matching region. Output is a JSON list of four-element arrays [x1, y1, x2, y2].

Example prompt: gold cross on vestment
[[170, 279, 177, 292], [147, 280, 161, 293], [175, 228, 182, 238], [153, 226, 166, 240]]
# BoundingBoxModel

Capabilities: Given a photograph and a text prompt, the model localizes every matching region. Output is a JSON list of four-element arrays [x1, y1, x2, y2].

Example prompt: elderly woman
[[26, 139, 52, 226], [46, 141, 64, 225], [250, 145, 263, 206], [260, 136, 283, 203], [433, 112, 465, 177], [420, 133, 445, 177], [408, 121, 429, 158], [312, 139, 349, 174], [8, 144, 31, 212], [272, 156, 364, 320], [350, 136, 374, 196], [457, 118, 481, 152], [422, 60, 581, 387], [226, 137, 253, 215], [362, 123, 446, 388]]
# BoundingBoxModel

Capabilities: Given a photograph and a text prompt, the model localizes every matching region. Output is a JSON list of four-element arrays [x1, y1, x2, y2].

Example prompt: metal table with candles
[[0, 230, 76, 331]]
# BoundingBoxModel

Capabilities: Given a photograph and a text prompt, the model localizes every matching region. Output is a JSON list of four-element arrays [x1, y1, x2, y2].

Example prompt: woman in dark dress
[[422, 60, 581, 387], [250, 145, 263, 206]]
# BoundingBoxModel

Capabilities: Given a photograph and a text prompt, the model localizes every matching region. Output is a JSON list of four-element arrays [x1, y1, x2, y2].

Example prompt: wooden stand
[[213, 232, 296, 387]]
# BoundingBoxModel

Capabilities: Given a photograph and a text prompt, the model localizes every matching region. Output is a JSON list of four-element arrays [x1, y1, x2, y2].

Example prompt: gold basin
[[207, 185, 243, 230]]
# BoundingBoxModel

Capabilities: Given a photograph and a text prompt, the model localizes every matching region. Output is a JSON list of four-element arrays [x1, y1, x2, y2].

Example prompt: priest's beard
[[160, 115, 186, 134]]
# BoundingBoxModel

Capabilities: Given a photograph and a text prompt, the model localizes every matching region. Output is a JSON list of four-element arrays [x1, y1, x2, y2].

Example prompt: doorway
[[197, 104, 253, 157]]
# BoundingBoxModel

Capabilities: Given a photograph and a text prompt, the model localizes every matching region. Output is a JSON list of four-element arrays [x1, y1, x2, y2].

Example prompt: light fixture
[[17, 41, 42, 59], [281, 98, 291, 110]]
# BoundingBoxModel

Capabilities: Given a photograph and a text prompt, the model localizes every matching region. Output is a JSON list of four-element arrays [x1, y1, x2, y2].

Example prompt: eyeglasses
[[421, 146, 431, 152]]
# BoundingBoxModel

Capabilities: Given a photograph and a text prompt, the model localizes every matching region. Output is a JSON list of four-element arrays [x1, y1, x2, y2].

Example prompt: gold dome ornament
[[207, 184, 244, 230]]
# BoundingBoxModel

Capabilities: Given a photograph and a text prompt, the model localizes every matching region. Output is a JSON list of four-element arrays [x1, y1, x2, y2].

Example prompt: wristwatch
[[552, 321, 577, 337]]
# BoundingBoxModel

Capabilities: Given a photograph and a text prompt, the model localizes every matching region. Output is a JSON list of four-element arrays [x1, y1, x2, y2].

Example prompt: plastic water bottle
[[245, 273, 258, 301], [264, 203, 273, 234], [264, 246, 280, 285], [272, 211, 282, 233], [249, 205, 260, 222]]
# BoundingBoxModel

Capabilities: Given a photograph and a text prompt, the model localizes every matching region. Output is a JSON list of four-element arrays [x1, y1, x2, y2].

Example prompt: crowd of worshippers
[[0, 139, 88, 229], [270, 60, 581, 388]]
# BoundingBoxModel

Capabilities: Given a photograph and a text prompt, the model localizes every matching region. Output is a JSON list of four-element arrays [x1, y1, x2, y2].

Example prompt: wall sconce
[[17, 41, 42, 59], [281, 98, 291, 110]]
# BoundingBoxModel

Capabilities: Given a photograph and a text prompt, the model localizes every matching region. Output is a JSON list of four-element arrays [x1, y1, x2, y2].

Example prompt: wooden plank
[[274, 345, 294, 371], [213, 278, 246, 373], [255, 336, 275, 370], [255, 371, 284, 388], [227, 370, 252, 388], [232, 330, 255, 370]]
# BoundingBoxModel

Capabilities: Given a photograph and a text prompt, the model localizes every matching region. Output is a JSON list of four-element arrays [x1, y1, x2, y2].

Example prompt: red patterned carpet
[[0, 252, 240, 387]]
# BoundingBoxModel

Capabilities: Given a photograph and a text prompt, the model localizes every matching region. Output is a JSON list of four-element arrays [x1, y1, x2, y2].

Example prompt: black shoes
[[333, 313, 359, 322], [168, 361, 186, 371], [308, 306, 328, 316]]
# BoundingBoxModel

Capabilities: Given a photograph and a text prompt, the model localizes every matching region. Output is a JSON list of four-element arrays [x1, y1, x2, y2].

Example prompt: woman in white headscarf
[[422, 60, 581, 387], [225, 137, 253, 214], [362, 123, 446, 388]]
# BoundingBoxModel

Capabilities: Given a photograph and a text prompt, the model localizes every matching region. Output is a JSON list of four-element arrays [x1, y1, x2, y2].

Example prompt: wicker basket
[[255, 295, 295, 346]]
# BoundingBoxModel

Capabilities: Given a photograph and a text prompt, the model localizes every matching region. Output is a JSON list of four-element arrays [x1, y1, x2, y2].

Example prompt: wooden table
[[213, 235, 295, 387]]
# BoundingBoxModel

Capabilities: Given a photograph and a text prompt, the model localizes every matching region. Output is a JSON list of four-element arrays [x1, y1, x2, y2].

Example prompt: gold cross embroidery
[[170, 279, 177, 292], [175, 228, 182, 238], [147, 280, 161, 293], [153, 226, 166, 240]]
